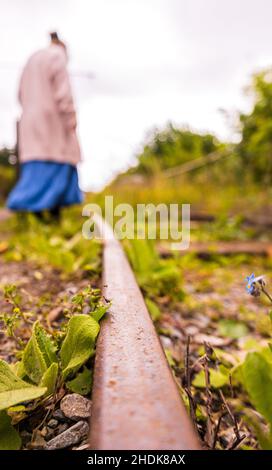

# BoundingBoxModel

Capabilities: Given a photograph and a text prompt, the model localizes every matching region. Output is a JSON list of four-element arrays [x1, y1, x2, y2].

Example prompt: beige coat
[[18, 44, 81, 165]]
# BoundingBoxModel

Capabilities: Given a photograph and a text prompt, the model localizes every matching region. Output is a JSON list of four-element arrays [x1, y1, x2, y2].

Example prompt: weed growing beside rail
[[124, 234, 272, 449], [0, 208, 105, 449]]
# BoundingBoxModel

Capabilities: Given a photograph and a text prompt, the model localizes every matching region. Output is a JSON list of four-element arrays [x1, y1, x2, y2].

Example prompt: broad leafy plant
[[0, 286, 107, 450], [236, 274, 272, 449], [124, 238, 184, 322]]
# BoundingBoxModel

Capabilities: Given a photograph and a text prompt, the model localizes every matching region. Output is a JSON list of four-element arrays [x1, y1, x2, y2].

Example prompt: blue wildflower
[[245, 273, 255, 294], [245, 273, 265, 296]]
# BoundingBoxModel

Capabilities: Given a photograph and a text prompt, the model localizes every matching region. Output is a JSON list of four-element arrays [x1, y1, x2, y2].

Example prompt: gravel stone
[[57, 423, 70, 434], [47, 419, 58, 429], [52, 409, 69, 422], [45, 421, 89, 450], [44, 427, 56, 441], [60, 393, 91, 421], [159, 335, 172, 349]]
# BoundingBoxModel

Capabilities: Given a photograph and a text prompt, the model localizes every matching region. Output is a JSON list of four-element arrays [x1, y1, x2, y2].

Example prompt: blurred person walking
[[7, 32, 82, 220]]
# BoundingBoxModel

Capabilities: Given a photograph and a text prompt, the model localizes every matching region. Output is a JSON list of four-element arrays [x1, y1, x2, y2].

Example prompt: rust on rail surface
[[89, 215, 200, 450]]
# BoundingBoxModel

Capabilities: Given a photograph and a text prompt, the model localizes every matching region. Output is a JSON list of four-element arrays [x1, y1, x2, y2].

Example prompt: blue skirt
[[7, 161, 83, 212]]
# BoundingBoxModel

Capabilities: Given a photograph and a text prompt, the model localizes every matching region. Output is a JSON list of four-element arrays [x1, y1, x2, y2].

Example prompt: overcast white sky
[[1, 0, 272, 190]]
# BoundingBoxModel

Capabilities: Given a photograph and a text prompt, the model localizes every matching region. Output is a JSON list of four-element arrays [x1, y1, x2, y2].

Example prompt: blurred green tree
[[0, 147, 16, 202], [133, 123, 223, 175], [0, 147, 11, 166], [238, 69, 272, 184]]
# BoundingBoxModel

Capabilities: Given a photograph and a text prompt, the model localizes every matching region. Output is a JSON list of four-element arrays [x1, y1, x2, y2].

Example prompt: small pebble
[[27, 432, 47, 450], [52, 409, 68, 422], [67, 286, 77, 295], [45, 421, 89, 450], [47, 419, 58, 429], [185, 325, 199, 336], [159, 335, 172, 349], [44, 427, 56, 441], [83, 305, 91, 315], [40, 427, 47, 437], [57, 423, 69, 434], [60, 393, 91, 421], [72, 442, 90, 450]]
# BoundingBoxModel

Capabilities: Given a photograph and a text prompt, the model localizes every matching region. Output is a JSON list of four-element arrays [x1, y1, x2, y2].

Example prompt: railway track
[[88, 214, 200, 450], [86, 213, 271, 449], [0, 209, 200, 449], [1, 207, 268, 450]]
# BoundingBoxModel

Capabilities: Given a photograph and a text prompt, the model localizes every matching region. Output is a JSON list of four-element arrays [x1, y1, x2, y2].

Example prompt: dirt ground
[[157, 257, 271, 449], [0, 259, 99, 362]]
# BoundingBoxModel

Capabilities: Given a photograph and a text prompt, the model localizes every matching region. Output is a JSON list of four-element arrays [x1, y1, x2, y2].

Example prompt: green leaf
[[91, 305, 108, 323], [164, 349, 175, 368], [11, 361, 26, 379], [242, 352, 272, 425], [258, 346, 272, 364], [7, 405, 26, 413], [242, 337, 263, 351], [22, 321, 57, 384], [34, 321, 58, 366], [60, 315, 100, 380], [218, 319, 249, 339], [0, 411, 21, 450], [230, 363, 244, 385], [0, 360, 46, 411], [242, 408, 272, 450], [66, 367, 92, 395], [145, 298, 161, 321], [40, 363, 58, 397], [193, 368, 229, 388]]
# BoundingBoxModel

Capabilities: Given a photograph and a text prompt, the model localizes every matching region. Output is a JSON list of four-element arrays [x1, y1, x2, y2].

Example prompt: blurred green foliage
[[0, 147, 16, 203], [0, 166, 16, 203], [238, 69, 272, 185], [133, 125, 224, 175], [1, 207, 101, 275], [110, 67, 272, 189], [124, 238, 184, 301], [0, 147, 12, 167]]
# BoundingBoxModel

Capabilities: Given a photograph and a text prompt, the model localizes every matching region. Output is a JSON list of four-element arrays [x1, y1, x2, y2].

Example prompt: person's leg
[[33, 211, 47, 222], [49, 206, 61, 222]]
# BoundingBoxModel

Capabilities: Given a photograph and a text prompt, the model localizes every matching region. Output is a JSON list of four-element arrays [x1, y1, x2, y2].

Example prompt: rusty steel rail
[[89, 214, 200, 450]]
